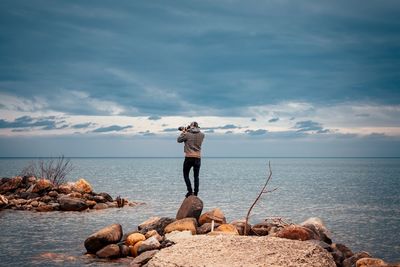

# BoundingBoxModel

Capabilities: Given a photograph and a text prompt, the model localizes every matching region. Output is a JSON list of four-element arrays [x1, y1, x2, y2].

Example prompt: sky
[[0, 0, 399, 157]]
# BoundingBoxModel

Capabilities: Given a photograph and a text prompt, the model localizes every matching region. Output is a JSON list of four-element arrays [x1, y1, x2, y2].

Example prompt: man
[[177, 121, 205, 197]]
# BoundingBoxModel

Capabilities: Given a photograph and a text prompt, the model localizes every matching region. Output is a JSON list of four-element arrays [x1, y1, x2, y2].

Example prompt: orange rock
[[164, 218, 197, 235], [32, 179, 53, 193], [275, 225, 319, 241], [126, 233, 146, 246], [214, 224, 239, 235], [199, 208, 226, 225], [130, 240, 143, 257], [73, 178, 92, 193], [356, 258, 387, 267]]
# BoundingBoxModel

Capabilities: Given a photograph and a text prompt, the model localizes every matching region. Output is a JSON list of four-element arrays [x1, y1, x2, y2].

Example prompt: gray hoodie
[[177, 127, 205, 158]]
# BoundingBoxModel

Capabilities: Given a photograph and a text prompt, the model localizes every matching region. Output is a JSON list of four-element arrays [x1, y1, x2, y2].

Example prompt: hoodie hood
[[189, 127, 200, 133]]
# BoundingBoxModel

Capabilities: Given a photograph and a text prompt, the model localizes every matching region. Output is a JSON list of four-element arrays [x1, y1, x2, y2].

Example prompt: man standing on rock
[[177, 121, 205, 198]]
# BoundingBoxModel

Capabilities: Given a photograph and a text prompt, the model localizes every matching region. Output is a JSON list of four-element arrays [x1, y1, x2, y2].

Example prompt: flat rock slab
[[147, 235, 335, 267]]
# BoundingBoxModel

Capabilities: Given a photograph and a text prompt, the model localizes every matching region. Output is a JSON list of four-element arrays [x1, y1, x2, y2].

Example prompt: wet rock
[[275, 225, 319, 241], [126, 233, 146, 246], [32, 179, 53, 193], [59, 197, 88, 211], [57, 184, 72, 194], [301, 217, 332, 244], [0, 194, 8, 208], [86, 200, 97, 209], [343, 251, 372, 267], [93, 195, 107, 203], [130, 241, 144, 257], [331, 249, 345, 267], [73, 178, 92, 193], [0, 176, 22, 193], [332, 243, 354, 259], [131, 250, 158, 266], [199, 208, 226, 225], [21, 192, 39, 200], [98, 192, 113, 202], [93, 203, 108, 210], [176, 195, 203, 222], [196, 222, 221, 235], [96, 244, 120, 258], [231, 219, 251, 235], [36, 205, 54, 212], [138, 236, 161, 254], [356, 257, 388, 267], [48, 191, 58, 198], [164, 218, 197, 235], [138, 217, 176, 235], [213, 224, 239, 235], [84, 224, 123, 254], [119, 244, 130, 257]]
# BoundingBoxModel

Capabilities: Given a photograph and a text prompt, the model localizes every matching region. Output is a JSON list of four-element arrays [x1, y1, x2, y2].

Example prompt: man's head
[[190, 121, 199, 128]]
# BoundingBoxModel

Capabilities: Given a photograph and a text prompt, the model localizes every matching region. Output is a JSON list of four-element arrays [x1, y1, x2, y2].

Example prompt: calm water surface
[[0, 158, 399, 266]]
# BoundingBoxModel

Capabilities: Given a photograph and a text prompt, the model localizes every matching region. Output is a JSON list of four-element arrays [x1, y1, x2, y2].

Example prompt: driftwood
[[244, 161, 277, 235]]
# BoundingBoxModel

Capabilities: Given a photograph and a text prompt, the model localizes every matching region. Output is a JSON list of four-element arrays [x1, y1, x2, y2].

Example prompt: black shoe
[[185, 192, 193, 198], [194, 192, 198, 196]]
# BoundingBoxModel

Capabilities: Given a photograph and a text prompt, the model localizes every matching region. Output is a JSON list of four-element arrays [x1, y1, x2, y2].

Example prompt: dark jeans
[[183, 157, 201, 194]]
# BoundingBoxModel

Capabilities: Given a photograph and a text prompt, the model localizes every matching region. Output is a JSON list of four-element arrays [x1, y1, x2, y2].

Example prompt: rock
[[146, 235, 336, 267], [138, 236, 161, 254], [93, 195, 106, 203], [332, 243, 354, 258], [41, 195, 52, 203], [275, 225, 319, 241], [48, 191, 58, 198], [59, 197, 88, 211], [68, 192, 82, 199], [196, 222, 221, 235], [126, 233, 146, 246], [86, 200, 97, 208], [57, 184, 72, 194], [98, 192, 113, 202], [0, 176, 22, 193], [301, 217, 332, 244], [251, 222, 271, 236], [138, 217, 176, 235], [145, 230, 163, 242], [36, 205, 54, 212], [83, 193, 94, 200], [165, 230, 192, 243], [164, 218, 197, 235], [119, 244, 130, 257], [199, 208, 226, 225], [130, 241, 144, 257], [73, 178, 92, 193], [176, 195, 203, 222], [32, 179, 53, 193], [307, 240, 332, 252], [93, 203, 108, 210], [343, 251, 372, 267], [131, 250, 158, 266], [213, 224, 239, 235], [0, 194, 8, 208], [84, 224, 123, 254], [230, 220, 251, 235], [356, 258, 388, 267], [31, 200, 39, 207], [331, 250, 345, 267], [95, 244, 120, 258], [21, 192, 39, 199]]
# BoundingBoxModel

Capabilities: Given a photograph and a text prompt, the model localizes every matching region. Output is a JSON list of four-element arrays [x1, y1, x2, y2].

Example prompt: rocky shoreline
[[82, 196, 399, 267], [0, 176, 140, 212]]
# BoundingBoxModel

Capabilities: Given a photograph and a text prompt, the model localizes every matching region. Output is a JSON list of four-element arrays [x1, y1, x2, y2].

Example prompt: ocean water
[[0, 157, 399, 266]]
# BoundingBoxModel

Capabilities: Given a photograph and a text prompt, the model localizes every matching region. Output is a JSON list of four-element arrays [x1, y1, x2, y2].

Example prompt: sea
[[0, 157, 399, 266]]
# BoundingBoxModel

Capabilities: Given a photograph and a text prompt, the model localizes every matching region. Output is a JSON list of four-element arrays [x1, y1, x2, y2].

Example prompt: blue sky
[[0, 0, 399, 157]]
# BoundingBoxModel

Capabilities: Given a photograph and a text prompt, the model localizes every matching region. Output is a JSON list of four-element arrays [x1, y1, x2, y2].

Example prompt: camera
[[178, 125, 190, 131]]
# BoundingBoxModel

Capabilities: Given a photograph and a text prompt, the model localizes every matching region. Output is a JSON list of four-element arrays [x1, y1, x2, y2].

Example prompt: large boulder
[[199, 208, 226, 225], [0, 176, 22, 194], [301, 217, 332, 244], [59, 197, 88, 211], [275, 225, 319, 241], [176, 196, 203, 222], [95, 244, 120, 258], [138, 217, 176, 235], [73, 178, 92, 193], [164, 218, 197, 235], [84, 224, 123, 254], [32, 179, 53, 193]]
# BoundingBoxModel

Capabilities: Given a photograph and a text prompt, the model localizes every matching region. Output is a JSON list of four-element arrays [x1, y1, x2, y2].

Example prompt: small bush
[[20, 156, 73, 186]]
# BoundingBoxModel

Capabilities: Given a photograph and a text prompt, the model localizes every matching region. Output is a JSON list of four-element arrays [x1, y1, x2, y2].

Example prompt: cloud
[[245, 129, 268, 136], [92, 125, 132, 133], [355, 113, 370, 117], [0, 116, 62, 130], [251, 118, 257, 122], [294, 120, 329, 133], [139, 130, 156, 136], [72, 122, 95, 129], [268, 117, 279, 123], [163, 128, 178, 132], [148, 115, 162, 120]]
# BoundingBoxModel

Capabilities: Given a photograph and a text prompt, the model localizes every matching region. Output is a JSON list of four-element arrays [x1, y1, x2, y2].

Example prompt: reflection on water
[[0, 158, 399, 266]]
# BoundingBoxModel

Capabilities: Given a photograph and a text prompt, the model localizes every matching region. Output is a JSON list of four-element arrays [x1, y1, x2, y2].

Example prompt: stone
[[98, 192, 113, 202], [131, 250, 158, 266], [57, 184, 72, 194], [343, 251, 372, 267], [197, 222, 221, 235], [31, 200, 39, 207], [301, 217, 332, 244], [93, 195, 106, 203], [41, 195, 52, 203], [213, 224, 239, 235], [32, 179, 53, 193], [59, 197, 88, 211], [86, 200, 97, 208], [36, 205, 54, 212], [275, 225, 319, 241], [0, 194, 8, 208], [331, 250, 345, 267], [130, 241, 144, 257], [120, 244, 130, 257], [307, 240, 332, 252], [251, 222, 271, 236], [68, 192, 82, 199], [138, 236, 161, 254], [83, 193, 94, 200], [332, 243, 354, 258], [48, 191, 58, 198], [95, 244, 120, 258], [138, 217, 176, 235], [199, 208, 226, 225], [0, 176, 22, 194], [164, 218, 197, 235], [356, 258, 388, 267], [126, 233, 146, 246], [176, 195, 203, 222], [93, 203, 108, 210], [165, 230, 192, 243], [230, 220, 251, 235], [73, 178, 92, 193], [145, 230, 163, 242], [84, 224, 123, 254]]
